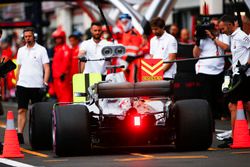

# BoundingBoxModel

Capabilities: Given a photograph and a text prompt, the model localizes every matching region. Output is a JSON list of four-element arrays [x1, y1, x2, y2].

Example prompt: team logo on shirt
[[243, 36, 250, 43]]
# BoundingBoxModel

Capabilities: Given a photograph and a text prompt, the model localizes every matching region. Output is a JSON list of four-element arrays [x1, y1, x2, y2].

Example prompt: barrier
[[0, 111, 24, 158], [230, 101, 250, 149]]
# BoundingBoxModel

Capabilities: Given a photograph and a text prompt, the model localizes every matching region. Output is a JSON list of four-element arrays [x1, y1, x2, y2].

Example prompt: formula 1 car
[[28, 46, 213, 156], [29, 78, 213, 156]]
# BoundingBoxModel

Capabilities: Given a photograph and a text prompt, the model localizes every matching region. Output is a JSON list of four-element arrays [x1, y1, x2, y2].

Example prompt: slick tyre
[[53, 105, 91, 156], [29, 102, 54, 150], [174, 99, 213, 150]]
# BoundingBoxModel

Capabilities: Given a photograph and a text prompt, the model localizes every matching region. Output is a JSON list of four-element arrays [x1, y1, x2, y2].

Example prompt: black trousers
[[197, 72, 225, 119]]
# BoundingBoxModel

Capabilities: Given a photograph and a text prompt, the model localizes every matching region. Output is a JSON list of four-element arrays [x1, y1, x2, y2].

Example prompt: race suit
[[52, 44, 73, 102], [70, 45, 80, 79], [120, 28, 143, 82]]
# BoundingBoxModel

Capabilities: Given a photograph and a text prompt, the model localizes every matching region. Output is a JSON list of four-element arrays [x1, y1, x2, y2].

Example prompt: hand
[[205, 30, 215, 40], [39, 83, 48, 96], [60, 73, 66, 82], [79, 56, 87, 62], [238, 64, 250, 74], [224, 69, 232, 76], [104, 57, 112, 62], [125, 56, 136, 63], [149, 54, 154, 58]]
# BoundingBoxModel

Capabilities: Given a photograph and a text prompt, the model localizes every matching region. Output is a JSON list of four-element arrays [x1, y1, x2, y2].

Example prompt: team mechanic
[[16, 27, 50, 144], [117, 13, 144, 82], [219, 15, 250, 147], [0, 28, 3, 152], [52, 27, 73, 103], [78, 21, 112, 79], [149, 17, 177, 80]]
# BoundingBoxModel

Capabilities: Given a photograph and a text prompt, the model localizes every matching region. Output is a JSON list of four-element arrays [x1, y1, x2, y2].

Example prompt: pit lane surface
[[1, 102, 250, 167]]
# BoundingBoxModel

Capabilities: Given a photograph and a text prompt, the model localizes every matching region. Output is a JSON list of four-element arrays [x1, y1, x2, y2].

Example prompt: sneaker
[[17, 133, 24, 144], [217, 137, 233, 148], [216, 130, 232, 138], [216, 133, 232, 141], [216, 130, 232, 141]]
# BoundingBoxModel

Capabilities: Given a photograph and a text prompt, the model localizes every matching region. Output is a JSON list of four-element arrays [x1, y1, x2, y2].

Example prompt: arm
[[213, 38, 229, 51], [60, 47, 72, 75], [162, 36, 177, 72], [205, 30, 229, 51], [163, 53, 176, 72], [16, 64, 21, 82], [243, 35, 250, 65], [238, 39, 250, 73], [80, 62, 85, 73], [43, 63, 50, 84], [78, 50, 86, 73], [193, 45, 201, 58], [149, 39, 154, 58]]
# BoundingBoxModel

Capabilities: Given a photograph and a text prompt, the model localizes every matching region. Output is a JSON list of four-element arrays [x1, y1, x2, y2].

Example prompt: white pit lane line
[[0, 158, 37, 167]]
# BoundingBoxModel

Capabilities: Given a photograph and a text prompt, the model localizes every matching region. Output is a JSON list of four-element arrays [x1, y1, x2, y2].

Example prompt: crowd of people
[[0, 14, 249, 148], [0, 14, 196, 102]]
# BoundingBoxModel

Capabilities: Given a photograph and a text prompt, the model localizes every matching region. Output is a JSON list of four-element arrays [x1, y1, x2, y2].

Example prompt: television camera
[[195, 16, 216, 40], [79, 44, 126, 62], [196, 23, 215, 39], [0, 59, 16, 78]]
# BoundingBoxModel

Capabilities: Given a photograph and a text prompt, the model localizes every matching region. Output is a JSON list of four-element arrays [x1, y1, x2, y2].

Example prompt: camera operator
[[78, 22, 113, 80], [193, 17, 229, 120]]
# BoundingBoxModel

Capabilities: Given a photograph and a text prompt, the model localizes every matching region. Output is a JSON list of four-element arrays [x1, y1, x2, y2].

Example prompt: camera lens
[[102, 47, 113, 56], [114, 46, 125, 56]]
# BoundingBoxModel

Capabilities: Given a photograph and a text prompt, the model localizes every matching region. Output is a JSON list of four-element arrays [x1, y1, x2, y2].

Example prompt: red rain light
[[134, 116, 141, 126]]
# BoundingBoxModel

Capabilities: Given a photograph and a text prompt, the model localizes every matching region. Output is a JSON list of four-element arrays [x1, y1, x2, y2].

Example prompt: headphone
[[22, 27, 38, 40]]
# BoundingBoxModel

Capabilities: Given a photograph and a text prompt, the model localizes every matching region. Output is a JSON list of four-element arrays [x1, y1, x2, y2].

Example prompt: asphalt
[[0, 101, 250, 167]]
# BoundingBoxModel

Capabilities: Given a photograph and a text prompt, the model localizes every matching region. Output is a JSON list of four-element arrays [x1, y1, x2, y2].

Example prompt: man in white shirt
[[78, 22, 112, 79], [193, 17, 229, 120], [218, 15, 250, 147], [149, 17, 177, 80], [16, 27, 50, 144], [0, 28, 3, 152]]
